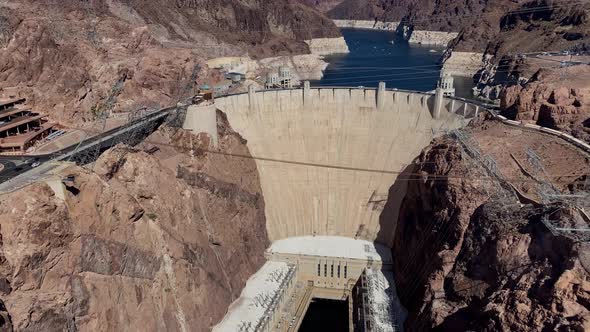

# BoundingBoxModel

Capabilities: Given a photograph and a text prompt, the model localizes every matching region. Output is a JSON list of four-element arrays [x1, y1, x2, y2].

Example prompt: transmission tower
[[451, 129, 516, 203], [69, 75, 126, 166]]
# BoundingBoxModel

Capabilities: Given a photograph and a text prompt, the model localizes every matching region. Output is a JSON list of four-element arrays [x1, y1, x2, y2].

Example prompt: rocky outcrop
[[442, 51, 485, 77], [408, 31, 458, 46], [305, 37, 350, 55], [382, 117, 590, 331], [0, 114, 269, 331], [296, 0, 345, 13], [0, 300, 12, 332], [205, 54, 330, 83], [501, 66, 590, 143], [259, 55, 330, 81], [435, 201, 589, 331]]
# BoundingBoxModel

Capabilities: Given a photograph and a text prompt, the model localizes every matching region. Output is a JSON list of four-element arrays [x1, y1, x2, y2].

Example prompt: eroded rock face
[[501, 67, 590, 143], [0, 114, 268, 331], [385, 118, 590, 331], [434, 203, 590, 331], [390, 137, 490, 330], [0, 0, 339, 125], [329, 0, 590, 55]]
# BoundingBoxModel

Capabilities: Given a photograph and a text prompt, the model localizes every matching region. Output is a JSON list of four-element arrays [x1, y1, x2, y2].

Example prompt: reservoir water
[[314, 29, 473, 97]]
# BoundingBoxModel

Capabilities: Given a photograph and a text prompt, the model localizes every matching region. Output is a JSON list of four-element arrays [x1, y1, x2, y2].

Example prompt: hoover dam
[[185, 83, 482, 331], [211, 84, 477, 244]]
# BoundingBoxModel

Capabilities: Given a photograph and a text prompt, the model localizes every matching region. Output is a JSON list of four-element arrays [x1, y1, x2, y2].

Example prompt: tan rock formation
[[332, 19, 399, 31], [408, 31, 458, 46], [0, 114, 268, 331], [501, 66, 590, 143], [304, 37, 350, 55], [442, 51, 485, 77]]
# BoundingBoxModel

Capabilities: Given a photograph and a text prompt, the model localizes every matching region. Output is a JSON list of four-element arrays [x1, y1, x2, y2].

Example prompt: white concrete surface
[[215, 88, 473, 246], [0, 161, 67, 194], [268, 236, 392, 263], [44, 176, 67, 200], [183, 103, 218, 147]]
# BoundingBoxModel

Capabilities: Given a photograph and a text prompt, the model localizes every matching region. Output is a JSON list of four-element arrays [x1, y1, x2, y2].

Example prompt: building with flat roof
[[0, 98, 26, 111], [0, 98, 55, 154]]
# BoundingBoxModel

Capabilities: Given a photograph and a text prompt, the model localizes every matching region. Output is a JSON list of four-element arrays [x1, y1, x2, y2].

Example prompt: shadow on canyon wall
[[375, 164, 415, 247]]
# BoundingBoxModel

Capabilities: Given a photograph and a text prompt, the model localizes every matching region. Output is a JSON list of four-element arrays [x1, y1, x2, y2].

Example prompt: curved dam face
[[214, 87, 477, 246]]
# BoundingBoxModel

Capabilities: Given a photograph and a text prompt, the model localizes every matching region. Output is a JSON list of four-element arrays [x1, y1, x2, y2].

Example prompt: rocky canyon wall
[[380, 116, 590, 331], [0, 0, 341, 126], [0, 114, 269, 332], [328, 0, 589, 55]]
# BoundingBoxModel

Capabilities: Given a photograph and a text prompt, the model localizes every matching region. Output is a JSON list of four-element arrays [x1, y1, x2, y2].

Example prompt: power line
[[2, 117, 586, 185], [315, 66, 538, 83]]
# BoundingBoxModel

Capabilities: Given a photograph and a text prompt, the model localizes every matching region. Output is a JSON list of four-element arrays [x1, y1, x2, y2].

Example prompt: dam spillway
[[210, 86, 478, 246]]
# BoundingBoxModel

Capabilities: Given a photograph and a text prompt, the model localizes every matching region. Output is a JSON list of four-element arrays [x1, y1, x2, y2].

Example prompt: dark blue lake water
[[314, 29, 447, 93]]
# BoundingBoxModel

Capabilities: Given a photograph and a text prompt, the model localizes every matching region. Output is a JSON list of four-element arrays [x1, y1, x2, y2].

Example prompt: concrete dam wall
[[210, 87, 479, 246]]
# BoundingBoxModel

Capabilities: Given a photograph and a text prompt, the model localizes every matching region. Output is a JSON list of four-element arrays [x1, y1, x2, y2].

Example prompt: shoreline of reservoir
[[314, 29, 474, 98]]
